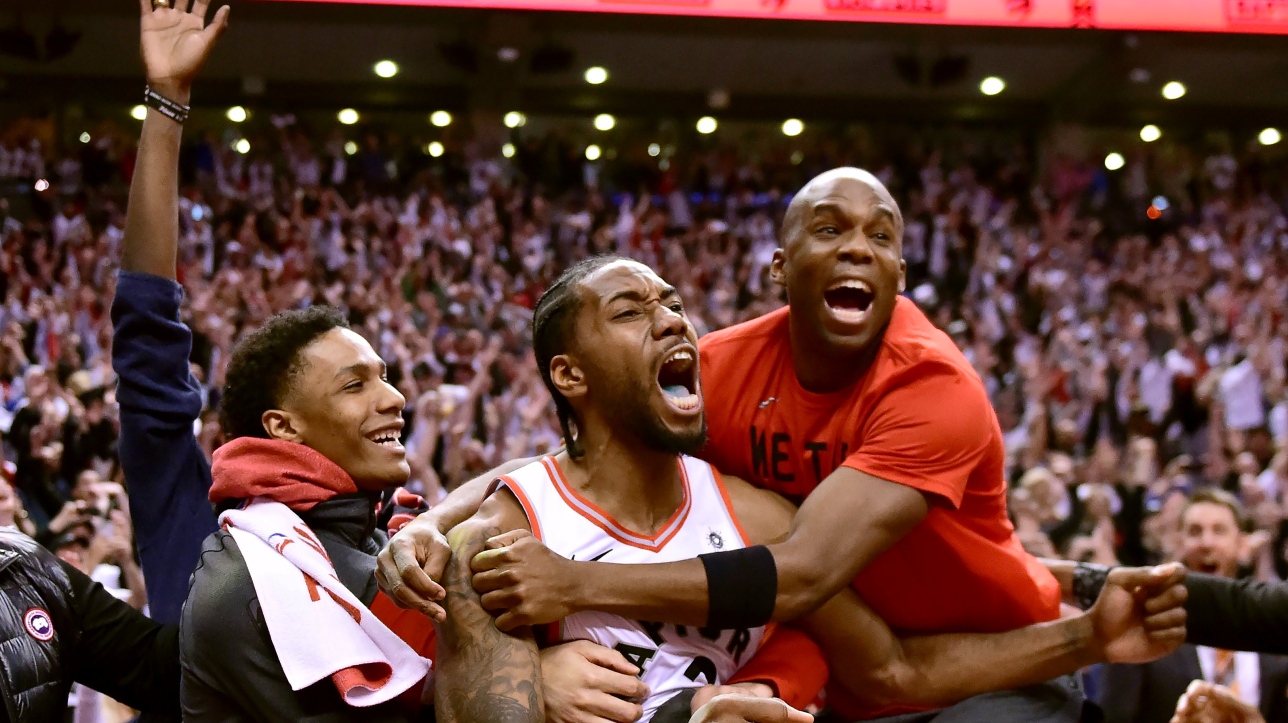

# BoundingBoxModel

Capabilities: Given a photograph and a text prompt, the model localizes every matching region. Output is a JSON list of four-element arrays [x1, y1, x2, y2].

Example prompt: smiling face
[[553, 260, 706, 456], [264, 328, 410, 491], [772, 168, 907, 357]]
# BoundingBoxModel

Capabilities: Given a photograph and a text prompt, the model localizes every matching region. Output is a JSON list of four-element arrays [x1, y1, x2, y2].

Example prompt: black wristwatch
[[1072, 562, 1113, 610]]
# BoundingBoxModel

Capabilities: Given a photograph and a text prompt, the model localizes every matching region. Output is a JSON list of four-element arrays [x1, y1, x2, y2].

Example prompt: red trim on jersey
[[709, 467, 753, 547], [495, 475, 543, 541], [541, 456, 691, 552]]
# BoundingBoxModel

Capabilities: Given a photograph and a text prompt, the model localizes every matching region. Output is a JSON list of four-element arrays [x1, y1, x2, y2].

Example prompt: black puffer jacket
[[0, 527, 180, 723]]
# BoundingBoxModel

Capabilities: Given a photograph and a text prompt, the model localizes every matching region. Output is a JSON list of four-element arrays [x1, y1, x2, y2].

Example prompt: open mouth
[[824, 279, 876, 325], [1194, 561, 1220, 574], [656, 346, 701, 414], [365, 422, 406, 454]]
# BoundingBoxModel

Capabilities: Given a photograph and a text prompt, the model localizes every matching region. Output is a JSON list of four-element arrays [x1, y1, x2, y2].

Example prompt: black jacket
[[1098, 644, 1288, 723], [1184, 573, 1288, 654], [180, 494, 418, 722], [0, 527, 179, 723]]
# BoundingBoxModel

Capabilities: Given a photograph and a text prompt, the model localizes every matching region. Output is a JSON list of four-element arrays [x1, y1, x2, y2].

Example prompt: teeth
[[667, 349, 693, 363], [830, 279, 872, 292]]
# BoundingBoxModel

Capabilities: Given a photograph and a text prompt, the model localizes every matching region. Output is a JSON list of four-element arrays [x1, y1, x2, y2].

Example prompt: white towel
[[220, 499, 430, 707]]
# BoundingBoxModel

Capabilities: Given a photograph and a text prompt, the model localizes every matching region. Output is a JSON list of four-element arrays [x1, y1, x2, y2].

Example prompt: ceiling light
[[1104, 152, 1125, 170], [1161, 81, 1186, 100], [430, 111, 452, 127], [781, 119, 804, 137], [338, 109, 359, 125], [375, 60, 399, 78], [227, 106, 248, 123], [696, 116, 718, 134], [1140, 124, 1161, 142], [979, 76, 1006, 96], [585, 144, 602, 161], [593, 114, 615, 131], [584, 66, 608, 85]]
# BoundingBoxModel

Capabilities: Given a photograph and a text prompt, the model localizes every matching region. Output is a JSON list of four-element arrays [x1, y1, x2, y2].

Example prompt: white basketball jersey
[[487, 455, 766, 722]]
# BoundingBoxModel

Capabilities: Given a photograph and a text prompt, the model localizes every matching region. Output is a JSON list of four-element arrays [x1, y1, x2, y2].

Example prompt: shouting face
[[553, 260, 706, 456], [772, 168, 906, 358]]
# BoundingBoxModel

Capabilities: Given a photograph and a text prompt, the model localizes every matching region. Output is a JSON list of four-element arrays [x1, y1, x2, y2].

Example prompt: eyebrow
[[811, 202, 899, 226], [334, 361, 386, 379], [605, 286, 678, 306]]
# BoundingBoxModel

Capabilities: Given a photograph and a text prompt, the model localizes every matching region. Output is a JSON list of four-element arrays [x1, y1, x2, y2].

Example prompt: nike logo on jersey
[[571, 549, 614, 562]]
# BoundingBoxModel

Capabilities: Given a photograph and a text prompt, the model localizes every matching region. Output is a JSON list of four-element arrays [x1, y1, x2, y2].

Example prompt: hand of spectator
[[691, 684, 775, 712], [47, 500, 92, 536], [1090, 562, 1188, 664], [541, 640, 650, 723], [689, 696, 812, 723], [139, 0, 230, 99], [1171, 681, 1264, 723]]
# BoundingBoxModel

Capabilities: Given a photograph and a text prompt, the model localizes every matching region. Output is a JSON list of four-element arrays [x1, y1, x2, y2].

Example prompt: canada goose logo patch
[[24, 608, 53, 642]]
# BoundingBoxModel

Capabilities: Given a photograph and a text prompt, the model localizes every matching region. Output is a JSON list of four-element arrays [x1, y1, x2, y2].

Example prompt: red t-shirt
[[698, 298, 1060, 719]]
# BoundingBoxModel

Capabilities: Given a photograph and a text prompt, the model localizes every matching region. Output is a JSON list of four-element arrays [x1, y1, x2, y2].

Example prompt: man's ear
[[261, 410, 303, 443], [769, 249, 787, 288], [549, 355, 587, 402], [898, 259, 907, 294]]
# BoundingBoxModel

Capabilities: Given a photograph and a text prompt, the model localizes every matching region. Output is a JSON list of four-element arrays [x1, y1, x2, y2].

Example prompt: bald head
[[782, 167, 903, 247]]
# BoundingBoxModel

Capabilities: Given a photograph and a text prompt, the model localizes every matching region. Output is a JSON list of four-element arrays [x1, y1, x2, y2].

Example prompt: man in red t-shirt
[[381, 168, 1189, 720]]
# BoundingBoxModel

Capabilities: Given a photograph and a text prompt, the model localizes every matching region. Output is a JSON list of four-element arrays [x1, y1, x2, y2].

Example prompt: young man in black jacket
[[0, 527, 178, 723]]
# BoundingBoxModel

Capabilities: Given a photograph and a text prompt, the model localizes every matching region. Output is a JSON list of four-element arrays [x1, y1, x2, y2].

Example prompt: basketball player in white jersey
[[429, 255, 1191, 723], [433, 256, 818, 723]]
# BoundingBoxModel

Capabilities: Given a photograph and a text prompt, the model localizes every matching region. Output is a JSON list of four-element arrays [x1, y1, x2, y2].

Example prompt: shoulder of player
[[454, 486, 533, 545], [718, 473, 795, 545]]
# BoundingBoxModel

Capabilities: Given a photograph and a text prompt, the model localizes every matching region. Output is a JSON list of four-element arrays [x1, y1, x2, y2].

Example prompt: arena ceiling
[[0, 0, 1285, 126]]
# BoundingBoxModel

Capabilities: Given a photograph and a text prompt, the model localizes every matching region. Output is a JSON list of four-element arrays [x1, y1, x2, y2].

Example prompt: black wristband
[[699, 545, 777, 630], [144, 86, 190, 124], [1073, 562, 1113, 611]]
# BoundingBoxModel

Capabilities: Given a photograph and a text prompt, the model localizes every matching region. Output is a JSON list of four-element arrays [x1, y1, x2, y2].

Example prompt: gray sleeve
[[180, 533, 411, 722]]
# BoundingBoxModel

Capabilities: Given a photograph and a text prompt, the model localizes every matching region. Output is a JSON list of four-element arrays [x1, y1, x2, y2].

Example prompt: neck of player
[[789, 318, 883, 393], [560, 418, 686, 535]]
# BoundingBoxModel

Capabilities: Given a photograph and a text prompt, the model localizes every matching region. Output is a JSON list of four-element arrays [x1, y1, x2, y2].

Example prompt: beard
[[618, 376, 707, 456]]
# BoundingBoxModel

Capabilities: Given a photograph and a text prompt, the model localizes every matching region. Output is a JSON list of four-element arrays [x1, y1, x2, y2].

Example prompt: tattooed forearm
[[435, 519, 543, 723]]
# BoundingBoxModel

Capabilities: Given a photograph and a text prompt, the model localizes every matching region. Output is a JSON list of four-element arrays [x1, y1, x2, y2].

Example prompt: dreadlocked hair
[[219, 305, 351, 440], [532, 255, 627, 458]]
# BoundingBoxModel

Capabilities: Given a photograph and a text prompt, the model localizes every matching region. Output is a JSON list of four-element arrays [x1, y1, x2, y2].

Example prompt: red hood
[[210, 437, 359, 511]]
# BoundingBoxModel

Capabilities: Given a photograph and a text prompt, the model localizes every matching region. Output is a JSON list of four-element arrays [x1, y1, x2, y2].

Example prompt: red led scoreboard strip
[[254, 0, 1288, 33]]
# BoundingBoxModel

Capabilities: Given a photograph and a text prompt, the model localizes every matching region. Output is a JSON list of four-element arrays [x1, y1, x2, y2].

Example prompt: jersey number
[[613, 643, 718, 685]]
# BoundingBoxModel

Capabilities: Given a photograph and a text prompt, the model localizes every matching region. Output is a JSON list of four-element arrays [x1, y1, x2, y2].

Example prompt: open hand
[[542, 640, 650, 723], [139, 0, 230, 99]]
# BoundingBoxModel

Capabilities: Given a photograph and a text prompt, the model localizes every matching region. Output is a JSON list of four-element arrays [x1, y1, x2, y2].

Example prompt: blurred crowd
[[0, 114, 1286, 618]]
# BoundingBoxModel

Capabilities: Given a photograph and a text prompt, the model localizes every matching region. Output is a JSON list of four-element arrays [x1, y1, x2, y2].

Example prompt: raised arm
[[112, 0, 228, 626], [435, 490, 543, 723], [123, 0, 228, 279]]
